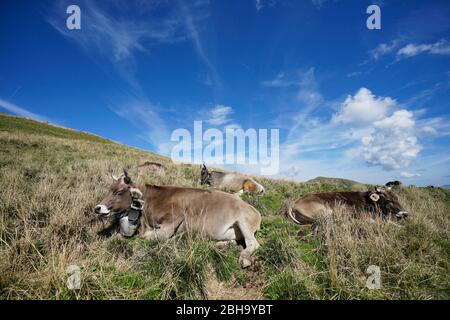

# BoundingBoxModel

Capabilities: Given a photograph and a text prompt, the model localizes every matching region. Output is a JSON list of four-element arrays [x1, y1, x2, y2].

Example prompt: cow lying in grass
[[284, 186, 409, 225], [95, 169, 261, 268], [200, 164, 265, 195]]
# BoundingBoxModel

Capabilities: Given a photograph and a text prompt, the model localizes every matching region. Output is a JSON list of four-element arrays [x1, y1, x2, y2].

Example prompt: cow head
[[94, 169, 142, 217], [200, 164, 212, 186], [368, 186, 408, 220]]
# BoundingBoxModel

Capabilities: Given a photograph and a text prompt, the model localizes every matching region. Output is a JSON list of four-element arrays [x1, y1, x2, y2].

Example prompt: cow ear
[[370, 193, 380, 202]]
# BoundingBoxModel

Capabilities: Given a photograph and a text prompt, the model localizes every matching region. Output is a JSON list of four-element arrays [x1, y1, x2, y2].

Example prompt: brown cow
[[284, 186, 408, 225], [95, 169, 261, 268], [200, 164, 265, 195]]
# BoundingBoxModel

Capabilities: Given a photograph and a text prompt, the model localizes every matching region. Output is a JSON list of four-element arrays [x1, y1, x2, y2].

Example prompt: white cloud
[[179, 1, 220, 87], [114, 98, 172, 155], [280, 86, 427, 172], [49, 1, 189, 62], [332, 88, 396, 125], [261, 73, 296, 87], [0, 99, 51, 123], [255, 0, 278, 12], [48, 0, 212, 88], [312, 0, 328, 9], [256, 0, 263, 11], [370, 40, 400, 60], [400, 171, 421, 178], [397, 39, 450, 58], [205, 105, 234, 126], [361, 110, 422, 170], [421, 126, 438, 136], [266, 68, 323, 141]]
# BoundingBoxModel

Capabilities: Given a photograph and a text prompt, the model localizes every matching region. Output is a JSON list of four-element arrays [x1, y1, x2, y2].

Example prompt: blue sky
[[1, 0, 449, 186]]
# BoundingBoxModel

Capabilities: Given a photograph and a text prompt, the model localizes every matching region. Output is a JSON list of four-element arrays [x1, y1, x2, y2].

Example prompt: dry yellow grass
[[0, 113, 449, 299]]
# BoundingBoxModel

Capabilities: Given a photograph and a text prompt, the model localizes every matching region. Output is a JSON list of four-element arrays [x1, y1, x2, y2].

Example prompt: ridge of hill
[[306, 176, 364, 188]]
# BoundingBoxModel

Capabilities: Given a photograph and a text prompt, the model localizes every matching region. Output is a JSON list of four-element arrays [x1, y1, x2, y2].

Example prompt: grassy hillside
[[0, 113, 449, 300], [306, 176, 365, 190]]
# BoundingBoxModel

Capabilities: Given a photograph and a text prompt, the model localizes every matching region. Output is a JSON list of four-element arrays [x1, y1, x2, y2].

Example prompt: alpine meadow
[[0, 113, 449, 300]]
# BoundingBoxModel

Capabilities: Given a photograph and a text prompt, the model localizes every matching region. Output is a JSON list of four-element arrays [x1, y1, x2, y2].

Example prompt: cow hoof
[[239, 256, 252, 268]]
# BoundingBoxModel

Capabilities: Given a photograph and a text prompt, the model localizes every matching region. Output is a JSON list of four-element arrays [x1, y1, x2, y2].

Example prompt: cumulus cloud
[[397, 39, 450, 58], [361, 110, 422, 170], [332, 88, 396, 125], [205, 105, 233, 126], [400, 171, 421, 178]]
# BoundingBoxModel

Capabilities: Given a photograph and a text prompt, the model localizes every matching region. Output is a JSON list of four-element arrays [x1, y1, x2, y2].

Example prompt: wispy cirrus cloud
[[255, 0, 278, 12], [178, 0, 220, 87], [400, 171, 421, 178], [204, 105, 233, 126], [311, 0, 328, 9], [369, 39, 401, 61], [48, 0, 213, 89], [203, 105, 241, 130], [113, 97, 173, 155], [255, 0, 263, 12], [0, 98, 52, 123], [48, 1, 217, 154], [397, 39, 450, 58], [263, 68, 323, 140]]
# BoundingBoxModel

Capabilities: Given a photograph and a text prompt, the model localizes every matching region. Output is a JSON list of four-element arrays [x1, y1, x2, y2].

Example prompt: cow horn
[[108, 169, 118, 181], [370, 193, 380, 202]]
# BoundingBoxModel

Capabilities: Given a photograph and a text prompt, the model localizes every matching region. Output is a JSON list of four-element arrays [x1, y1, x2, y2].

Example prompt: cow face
[[95, 169, 134, 217], [370, 186, 408, 220]]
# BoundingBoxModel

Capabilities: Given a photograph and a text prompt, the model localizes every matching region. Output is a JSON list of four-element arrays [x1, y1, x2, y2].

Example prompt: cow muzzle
[[95, 204, 110, 215], [396, 211, 409, 219]]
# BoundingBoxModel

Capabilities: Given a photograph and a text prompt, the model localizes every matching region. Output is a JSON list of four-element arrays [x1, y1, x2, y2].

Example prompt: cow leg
[[236, 220, 260, 268], [141, 225, 175, 240], [216, 240, 237, 248], [141, 217, 184, 241], [215, 227, 238, 248]]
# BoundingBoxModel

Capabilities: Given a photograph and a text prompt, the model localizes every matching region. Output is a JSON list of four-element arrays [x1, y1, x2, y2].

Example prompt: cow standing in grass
[[284, 186, 409, 225], [95, 169, 261, 268], [200, 164, 265, 195]]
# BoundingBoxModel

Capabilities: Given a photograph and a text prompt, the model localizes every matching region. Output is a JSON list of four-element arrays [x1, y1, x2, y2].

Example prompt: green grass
[[0, 113, 449, 300]]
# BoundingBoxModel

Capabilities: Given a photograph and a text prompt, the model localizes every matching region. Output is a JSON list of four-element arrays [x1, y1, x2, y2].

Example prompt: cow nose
[[94, 205, 101, 214], [396, 211, 408, 219]]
